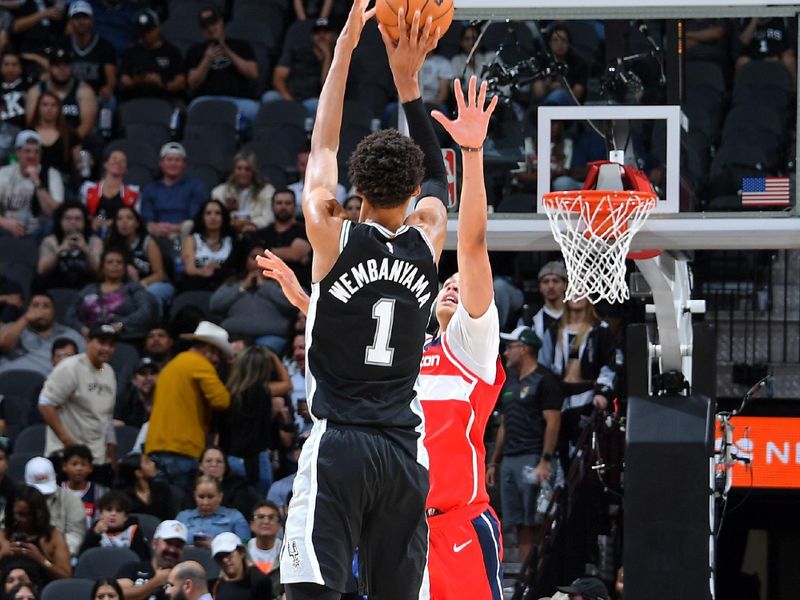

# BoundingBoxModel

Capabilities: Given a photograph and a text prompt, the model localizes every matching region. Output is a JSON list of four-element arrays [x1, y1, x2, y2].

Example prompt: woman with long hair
[[449, 25, 490, 86], [105, 206, 174, 307], [209, 244, 296, 354], [80, 149, 140, 231], [211, 150, 275, 233], [34, 201, 102, 291], [116, 453, 177, 522], [0, 486, 71, 583], [64, 246, 155, 340], [30, 90, 79, 177], [180, 199, 237, 292], [210, 532, 273, 599], [89, 578, 124, 600], [539, 297, 618, 469], [220, 345, 292, 494]]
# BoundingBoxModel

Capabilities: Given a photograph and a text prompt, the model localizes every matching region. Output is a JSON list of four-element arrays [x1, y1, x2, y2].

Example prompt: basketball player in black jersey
[[255, 3, 448, 599]]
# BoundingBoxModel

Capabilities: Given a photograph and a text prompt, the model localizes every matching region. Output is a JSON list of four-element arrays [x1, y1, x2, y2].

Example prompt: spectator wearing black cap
[[140, 142, 206, 239], [0, 130, 63, 237], [38, 322, 118, 468], [185, 6, 259, 124], [25, 47, 99, 142], [119, 9, 186, 102], [264, 17, 335, 117], [113, 356, 159, 429], [12, 0, 66, 67], [487, 326, 562, 567], [556, 576, 610, 600], [66, 1, 117, 105]]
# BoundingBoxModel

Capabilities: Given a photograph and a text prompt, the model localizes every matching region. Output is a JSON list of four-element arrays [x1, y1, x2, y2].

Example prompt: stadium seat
[[125, 164, 155, 188], [46, 287, 79, 323], [160, 17, 204, 57], [247, 141, 295, 172], [2, 394, 34, 440], [105, 139, 160, 172], [186, 164, 223, 194], [0, 370, 45, 401], [119, 98, 174, 129], [0, 237, 37, 271], [254, 100, 308, 131], [125, 122, 172, 151], [131, 512, 161, 543], [734, 59, 793, 98], [108, 342, 140, 394], [342, 100, 375, 130], [115, 425, 140, 457], [261, 165, 288, 189], [41, 577, 95, 600], [225, 13, 280, 52], [687, 61, 726, 96], [183, 139, 230, 174], [183, 124, 238, 159], [170, 290, 214, 322], [7, 451, 38, 483], [183, 545, 220, 580], [187, 100, 240, 131], [74, 547, 140, 578], [13, 424, 46, 454]]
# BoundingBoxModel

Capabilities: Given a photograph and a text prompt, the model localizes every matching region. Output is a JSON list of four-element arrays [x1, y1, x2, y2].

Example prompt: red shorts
[[428, 504, 504, 600]]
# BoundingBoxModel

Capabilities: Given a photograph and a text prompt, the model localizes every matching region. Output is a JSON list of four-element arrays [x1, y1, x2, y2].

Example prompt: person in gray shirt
[[0, 292, 84, 376]]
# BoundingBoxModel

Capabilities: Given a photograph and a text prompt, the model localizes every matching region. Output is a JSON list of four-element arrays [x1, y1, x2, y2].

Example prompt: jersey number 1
[[365, 298, 396, 366]]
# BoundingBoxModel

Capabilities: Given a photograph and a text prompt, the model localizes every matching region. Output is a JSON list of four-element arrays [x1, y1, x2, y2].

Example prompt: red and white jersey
[[418, 302, 506, 513]]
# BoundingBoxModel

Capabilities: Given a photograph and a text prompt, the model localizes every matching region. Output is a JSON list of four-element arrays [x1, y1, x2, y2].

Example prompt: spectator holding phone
[[175, 476, 249, 549]]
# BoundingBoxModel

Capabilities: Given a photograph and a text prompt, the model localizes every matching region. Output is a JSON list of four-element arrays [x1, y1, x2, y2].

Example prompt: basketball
[[376, 0, 455, 42]]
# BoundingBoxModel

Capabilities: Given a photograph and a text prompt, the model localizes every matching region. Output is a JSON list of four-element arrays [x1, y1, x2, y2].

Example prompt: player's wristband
[[460, 145, 482, 153]]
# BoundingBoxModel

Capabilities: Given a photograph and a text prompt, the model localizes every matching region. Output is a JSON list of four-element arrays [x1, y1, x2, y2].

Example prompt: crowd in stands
[[0, 2, 793, 598]]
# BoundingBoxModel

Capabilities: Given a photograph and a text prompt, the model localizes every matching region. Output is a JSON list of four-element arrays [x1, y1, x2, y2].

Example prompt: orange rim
[[542, 190, 657, 238]]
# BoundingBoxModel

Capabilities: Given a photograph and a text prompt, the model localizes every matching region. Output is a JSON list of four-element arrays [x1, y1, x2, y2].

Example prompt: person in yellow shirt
[[145, 321, 232, 493]]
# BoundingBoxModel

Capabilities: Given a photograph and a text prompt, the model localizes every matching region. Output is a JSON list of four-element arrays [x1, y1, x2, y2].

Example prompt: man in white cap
[[0, 130, 63, 237], [145, 321, 231, 492], [140, 142, 206, 239], [118, 519, 188, 600], [24, 456, 86, 555]]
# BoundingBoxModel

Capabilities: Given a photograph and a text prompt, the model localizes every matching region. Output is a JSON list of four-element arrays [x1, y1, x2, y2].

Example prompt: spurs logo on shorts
[[286, 540, 302, 571]]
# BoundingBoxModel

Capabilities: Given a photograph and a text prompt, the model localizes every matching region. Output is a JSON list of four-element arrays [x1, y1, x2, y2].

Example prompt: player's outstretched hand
[[432, 76, 498, 150], [256, 250, 310, 314], [379, 9, 440, 95], [339, 0, 376, 50]]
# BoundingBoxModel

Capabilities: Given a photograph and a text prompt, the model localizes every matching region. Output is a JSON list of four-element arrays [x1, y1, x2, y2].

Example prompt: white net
[[542, 190, 657, 303]]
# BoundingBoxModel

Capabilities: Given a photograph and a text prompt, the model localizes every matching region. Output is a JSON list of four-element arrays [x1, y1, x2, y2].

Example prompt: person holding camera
[[34, 202, 102, 292]]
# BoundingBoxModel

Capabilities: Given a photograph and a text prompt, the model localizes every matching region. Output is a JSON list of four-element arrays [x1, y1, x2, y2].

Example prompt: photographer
[[34, 202, 102, 292]]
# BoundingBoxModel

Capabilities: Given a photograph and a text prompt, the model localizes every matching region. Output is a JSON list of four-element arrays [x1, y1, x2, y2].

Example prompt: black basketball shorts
[[280, 420, 431, 598]]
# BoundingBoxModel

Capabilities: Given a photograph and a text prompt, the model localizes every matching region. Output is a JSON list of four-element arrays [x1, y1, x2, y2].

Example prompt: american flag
[[741, 177, 791, 207]]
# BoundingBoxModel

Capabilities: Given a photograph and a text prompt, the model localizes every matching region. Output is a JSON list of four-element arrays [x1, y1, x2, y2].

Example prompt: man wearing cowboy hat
[[145, 321, 231, 493]]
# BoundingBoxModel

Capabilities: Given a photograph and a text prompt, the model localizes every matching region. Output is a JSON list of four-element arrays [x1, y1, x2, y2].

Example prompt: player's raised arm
[[379, 10, 448, 262], [304, 0, 374, 277], [432, 77, 497, 318]]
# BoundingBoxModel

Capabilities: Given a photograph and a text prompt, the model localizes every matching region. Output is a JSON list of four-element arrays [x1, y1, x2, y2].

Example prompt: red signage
[[442, 148, 457, 208], [716, 417, 800, 489]]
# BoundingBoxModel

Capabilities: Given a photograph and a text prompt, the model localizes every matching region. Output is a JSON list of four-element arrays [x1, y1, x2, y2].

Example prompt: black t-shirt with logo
[[499, 365, 563, 456], [0, 78, 31, 128], [185, 38, 256, 99], [116, 560, 167, 600], [120, 40, 184, 100], [277, 21, 323, 101], [70, 35, 116, 93]]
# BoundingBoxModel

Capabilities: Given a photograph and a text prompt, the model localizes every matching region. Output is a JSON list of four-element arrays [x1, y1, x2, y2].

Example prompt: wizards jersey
[[418, 303, 506, 513]]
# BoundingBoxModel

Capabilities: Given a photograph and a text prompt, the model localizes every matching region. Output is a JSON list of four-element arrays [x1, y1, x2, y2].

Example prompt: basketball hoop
[[542, 188, 657, 304]]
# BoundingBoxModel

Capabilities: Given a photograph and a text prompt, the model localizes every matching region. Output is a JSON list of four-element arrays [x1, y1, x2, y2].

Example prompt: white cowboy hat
[[180, 321, 234, 358]]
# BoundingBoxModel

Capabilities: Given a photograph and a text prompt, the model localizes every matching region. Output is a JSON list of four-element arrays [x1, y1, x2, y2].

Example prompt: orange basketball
[[376, 0, 454, 42]]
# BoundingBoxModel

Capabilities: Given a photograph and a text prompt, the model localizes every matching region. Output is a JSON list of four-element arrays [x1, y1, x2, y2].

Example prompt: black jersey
[[307, 221, 438, 460]]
